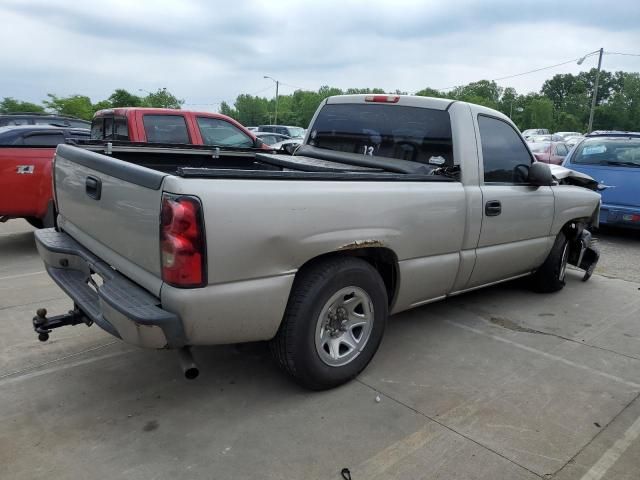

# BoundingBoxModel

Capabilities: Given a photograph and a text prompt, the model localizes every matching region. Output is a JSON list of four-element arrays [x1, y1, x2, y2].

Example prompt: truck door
[[466, 114, 554, 288]]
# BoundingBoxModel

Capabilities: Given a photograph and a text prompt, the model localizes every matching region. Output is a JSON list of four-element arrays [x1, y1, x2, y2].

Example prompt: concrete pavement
[[1, 220, 639, 479]]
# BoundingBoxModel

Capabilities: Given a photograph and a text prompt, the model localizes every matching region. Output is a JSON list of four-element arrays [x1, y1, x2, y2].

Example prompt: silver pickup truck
[[33, 95, 601, 390]]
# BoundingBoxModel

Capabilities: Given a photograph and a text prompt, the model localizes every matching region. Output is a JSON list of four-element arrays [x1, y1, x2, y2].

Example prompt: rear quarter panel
[[160, 176, 468, 344]]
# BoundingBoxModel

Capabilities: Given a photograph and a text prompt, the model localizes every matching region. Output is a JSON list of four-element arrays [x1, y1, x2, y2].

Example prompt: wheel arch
[[293, 247, 400, 308]]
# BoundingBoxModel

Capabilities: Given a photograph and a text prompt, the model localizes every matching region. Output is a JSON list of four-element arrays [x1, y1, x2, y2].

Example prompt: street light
[[577, 48, 603, 133], [263, 75, 279, 125]]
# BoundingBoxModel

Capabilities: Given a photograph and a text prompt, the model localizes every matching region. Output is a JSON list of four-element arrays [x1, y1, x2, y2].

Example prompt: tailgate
[[54, 144, 166, 295]]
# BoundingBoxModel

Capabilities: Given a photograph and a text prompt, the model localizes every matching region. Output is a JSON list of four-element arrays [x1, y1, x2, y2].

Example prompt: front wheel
[[270, 257, 388, 390], [530, 231, 570, 293]]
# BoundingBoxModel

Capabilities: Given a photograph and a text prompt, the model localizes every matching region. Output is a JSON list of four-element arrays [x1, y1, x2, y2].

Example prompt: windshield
[[572, 139, 640, 167], [287, 127, 305, 138], [308, 103, 454, 166]]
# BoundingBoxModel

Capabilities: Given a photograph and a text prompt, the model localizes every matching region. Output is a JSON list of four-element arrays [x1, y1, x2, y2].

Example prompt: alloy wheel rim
[[559, 242, 569, 281], [314, 286, 374, 367]]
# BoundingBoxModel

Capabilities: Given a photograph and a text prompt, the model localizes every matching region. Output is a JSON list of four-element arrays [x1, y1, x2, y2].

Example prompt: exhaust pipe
[[177, 347, 199, 380]]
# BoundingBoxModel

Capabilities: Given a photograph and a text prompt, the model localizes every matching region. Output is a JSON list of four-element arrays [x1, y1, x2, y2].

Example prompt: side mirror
[[254, 138, 266, 148], [528, 161, 553, 186]]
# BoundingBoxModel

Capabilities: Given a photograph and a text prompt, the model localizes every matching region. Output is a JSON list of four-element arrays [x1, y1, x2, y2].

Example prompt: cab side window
[[556, 143, 568, 156], [478, 115, 532, 184], [22, 132, 66, 146], [143, 115, 190, 144]]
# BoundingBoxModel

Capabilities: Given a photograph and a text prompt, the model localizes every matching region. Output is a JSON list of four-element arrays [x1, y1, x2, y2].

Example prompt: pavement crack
[[355, 378, 545, 479], [488, 316, 553, 335], [0, 341, 119, 380], [460, 306, 640, 362], [0, 295, 67, 311], [551, 390, 640, 478]]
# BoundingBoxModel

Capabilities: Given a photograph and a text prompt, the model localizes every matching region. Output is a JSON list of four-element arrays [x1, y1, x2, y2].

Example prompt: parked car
[[91, 107, 268, 149], [565, 136, 584, 148], [554, 131, 582, 140], [254, 132, 291, 145], [528, 141, 569, 165], [563, 135, 640, 228], [0, 125, 89, 228], [586, 130, 640, 139], [258, 125, 306, 138], [0, 113, 90, 129], [528, 134, 565, 143], [522, 128, 550, 139], [271, 137, 304, 152], [33, 94, 600, 390]]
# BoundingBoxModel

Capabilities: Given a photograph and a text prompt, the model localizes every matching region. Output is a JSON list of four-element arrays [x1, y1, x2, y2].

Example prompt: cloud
[[1, 0, 639, 112]]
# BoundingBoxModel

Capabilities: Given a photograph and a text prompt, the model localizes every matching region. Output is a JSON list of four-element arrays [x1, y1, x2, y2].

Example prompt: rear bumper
[[600, 204, 640, 228], [35, 228, 186, 348]]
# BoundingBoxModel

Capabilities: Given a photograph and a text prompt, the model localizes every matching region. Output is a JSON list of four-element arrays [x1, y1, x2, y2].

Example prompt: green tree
[[414, 87, 446, 98], [42, 94, 95, 120], [0, 97, 45, 113], [141, 88, 183, 109], [92, 100, 112, 113], [451, 80, 502, 108], [233, 94, 270, 125], [541, 74, 584, 110], [219, 101, 238, 119], [108, 89, 142, 107]]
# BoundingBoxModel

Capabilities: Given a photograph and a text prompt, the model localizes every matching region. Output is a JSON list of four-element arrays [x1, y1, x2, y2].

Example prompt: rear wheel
[[530, 231, 569, 293], [270, 257, 388, 390]]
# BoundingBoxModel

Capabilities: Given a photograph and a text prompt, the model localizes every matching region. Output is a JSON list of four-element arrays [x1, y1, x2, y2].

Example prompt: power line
[[279, 81, 307, 90], [605, 51, 640, 57], [435, 53, 599, 91]]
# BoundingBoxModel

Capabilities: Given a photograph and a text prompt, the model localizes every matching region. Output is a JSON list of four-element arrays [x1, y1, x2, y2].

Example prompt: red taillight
[[365, 95, 400, 103], [160, 194, 206, 288]]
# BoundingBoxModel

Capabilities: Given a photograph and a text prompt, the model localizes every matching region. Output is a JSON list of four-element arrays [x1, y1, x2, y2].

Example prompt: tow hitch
[[32, 308, 92, 342]]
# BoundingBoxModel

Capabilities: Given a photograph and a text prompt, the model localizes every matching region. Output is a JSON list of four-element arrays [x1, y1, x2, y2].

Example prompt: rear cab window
[[308, 103, 454, 167], [90, 117, 105, 139], [196, 117, 253, 147], [143, 114, 190, 143], [91, 115, 129, 140]]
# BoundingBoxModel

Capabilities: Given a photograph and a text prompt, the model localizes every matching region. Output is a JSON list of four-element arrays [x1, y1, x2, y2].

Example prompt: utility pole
[[587, 48, 603, 133], [264, 76, 279, 124], [274, 79, 279, 125]]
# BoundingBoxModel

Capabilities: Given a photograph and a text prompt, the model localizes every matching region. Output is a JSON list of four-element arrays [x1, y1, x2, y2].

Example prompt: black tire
[[270, 257, 388, 390], [530, 231, 570, 293], [25, 217, 44, 229]]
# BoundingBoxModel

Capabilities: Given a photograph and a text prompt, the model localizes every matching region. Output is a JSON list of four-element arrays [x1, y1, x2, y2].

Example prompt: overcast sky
[[2, 0, 639, 112]]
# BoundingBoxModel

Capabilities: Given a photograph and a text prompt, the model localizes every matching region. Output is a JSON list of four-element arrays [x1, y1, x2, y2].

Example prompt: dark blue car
[[563, 134, 640, 228]]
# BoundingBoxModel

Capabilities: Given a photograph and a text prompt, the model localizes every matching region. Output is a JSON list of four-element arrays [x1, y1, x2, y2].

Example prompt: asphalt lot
[[1, 220, 639, 480]]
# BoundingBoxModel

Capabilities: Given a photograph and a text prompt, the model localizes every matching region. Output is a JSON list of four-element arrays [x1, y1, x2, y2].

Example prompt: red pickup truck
[[0, 108, 265, 228], [90, 107, 265, 148]]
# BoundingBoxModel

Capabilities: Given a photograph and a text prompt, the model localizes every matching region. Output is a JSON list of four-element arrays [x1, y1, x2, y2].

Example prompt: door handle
[[85, 176, 101, 200], [485, 200, 501, 216]]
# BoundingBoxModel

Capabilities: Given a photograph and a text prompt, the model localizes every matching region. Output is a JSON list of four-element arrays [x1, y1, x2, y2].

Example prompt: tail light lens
[[160, 194, 206, 288]]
